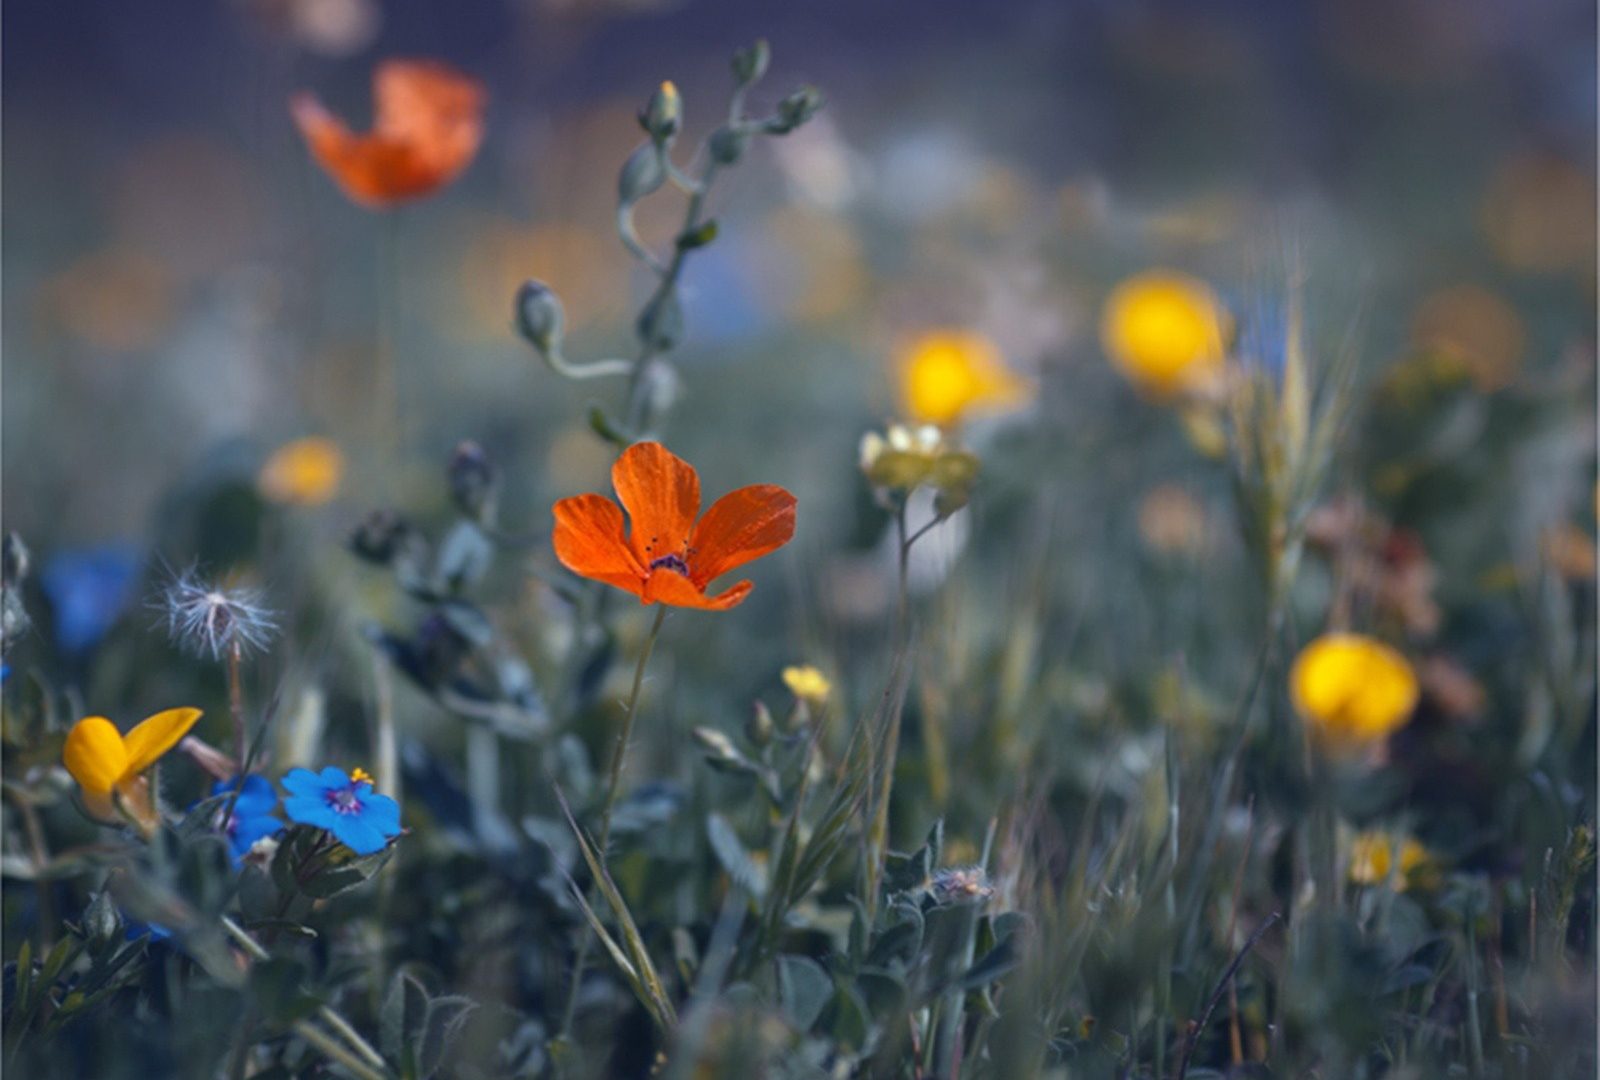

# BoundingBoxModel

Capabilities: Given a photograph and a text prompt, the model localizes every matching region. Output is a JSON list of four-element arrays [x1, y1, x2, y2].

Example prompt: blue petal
[[281, 768, 331, 798], [357, 793, 402, 837], [41, 545, 141, 656], [213, 775, 278, 817], [232, 814, 282, 851], [331, 816, 388, 856], [283, 795, 341, 831], [318, 765, 352, 789]]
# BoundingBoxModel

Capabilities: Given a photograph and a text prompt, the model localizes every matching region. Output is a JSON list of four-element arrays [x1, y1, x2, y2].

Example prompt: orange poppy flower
[[292, 59, 485, 208], [552, 442, 796, 610]]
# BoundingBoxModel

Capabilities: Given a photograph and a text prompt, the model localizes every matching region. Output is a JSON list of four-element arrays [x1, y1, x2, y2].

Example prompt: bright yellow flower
[[1349, 830, 1433, 890], [782, 665, 832, 706], [62, 708, 203, 830], [1290, 633, 1418, 749], [258, 437, 344, 506], [898, 330, 1028, 427], [1101, 271, 1230, 399]]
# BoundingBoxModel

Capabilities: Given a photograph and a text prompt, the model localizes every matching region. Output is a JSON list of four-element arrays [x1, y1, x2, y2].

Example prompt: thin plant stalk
[[559, 603, 669, 1040], [219, 916, 388, 1077], [228, 640, 246, 778]]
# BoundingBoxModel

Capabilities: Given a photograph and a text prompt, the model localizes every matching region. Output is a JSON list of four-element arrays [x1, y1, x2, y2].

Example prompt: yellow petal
[[1290, 634, 1417, 748], [258, 437, 344, 506], [63, 716, 129, 795], [122, 708, 203, 777]]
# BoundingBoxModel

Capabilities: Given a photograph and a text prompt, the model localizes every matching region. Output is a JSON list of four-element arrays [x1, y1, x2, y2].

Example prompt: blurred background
[[2, 0, 1594, 726]]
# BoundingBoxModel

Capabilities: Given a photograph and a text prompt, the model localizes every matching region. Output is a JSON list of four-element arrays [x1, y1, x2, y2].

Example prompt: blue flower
[[40, 544, 141, 656], [280, 767, 401, 856], [125, 920, 173, 943], [211, 775, 283, 864]]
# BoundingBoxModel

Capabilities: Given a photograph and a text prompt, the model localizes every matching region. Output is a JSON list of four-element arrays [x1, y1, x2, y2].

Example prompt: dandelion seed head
[[159, 569, 277, 661]]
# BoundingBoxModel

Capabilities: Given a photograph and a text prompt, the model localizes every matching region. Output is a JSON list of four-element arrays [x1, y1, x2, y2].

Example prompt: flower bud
[[349, 510, 423, 567], [731, 40, 770, 86], [3, 532, 29, 585], [708, 125, 749, 165], [618, 143, 666, 206], [769, 86, 823, 134], [639, 80, 682, 141], [449, 440, 499, 523], [515, 280, 565, 357], [84, 890, 122, 950], [745, 701, 774, 747]]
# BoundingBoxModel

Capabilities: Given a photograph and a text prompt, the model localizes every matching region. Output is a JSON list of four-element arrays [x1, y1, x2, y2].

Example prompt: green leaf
[[556, 790, 678, 1029], [381, 970, 432, 1063], [418, 995, 476, 1079], [776, 954, 833, 1033]]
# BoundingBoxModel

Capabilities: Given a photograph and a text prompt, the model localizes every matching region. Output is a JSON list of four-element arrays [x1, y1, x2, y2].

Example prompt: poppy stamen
[[649, 553, 690, 576]]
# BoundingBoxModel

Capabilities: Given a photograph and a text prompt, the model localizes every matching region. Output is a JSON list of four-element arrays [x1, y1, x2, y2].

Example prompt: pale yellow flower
[[1101, 271, 1230, 399], [1290, 633, 1418, 749], [898, 330, 1028, 427], [259, 437, 344, 506], [782, 665, 831, 706]]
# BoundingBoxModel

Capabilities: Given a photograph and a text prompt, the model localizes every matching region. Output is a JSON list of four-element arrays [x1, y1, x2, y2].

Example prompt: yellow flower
[[1101, 271, 1231, 399], [898, 330, 1028, 427], [782, 665, 831, 706], [1349, 830, 1434, 890], [1290, 633, 1418, 749], [63, 708, 203, 830], [259, 437, 344, 506]]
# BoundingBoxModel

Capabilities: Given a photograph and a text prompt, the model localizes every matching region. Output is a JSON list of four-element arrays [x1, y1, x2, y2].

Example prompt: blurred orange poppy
[[553, 442, 796, 610], [292, 59, 485, 208]]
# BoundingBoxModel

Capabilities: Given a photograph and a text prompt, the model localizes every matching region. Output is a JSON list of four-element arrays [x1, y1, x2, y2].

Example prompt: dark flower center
[[648, 553, 689, 577], [326, 785, 364, 815]]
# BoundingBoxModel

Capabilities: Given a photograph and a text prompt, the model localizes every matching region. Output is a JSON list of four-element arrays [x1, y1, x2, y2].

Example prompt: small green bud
[[84, 890, 122, 950], [731, 40, 770, 86], [745, 701, 775, 746], [676, 219, 718, 251], [708, 125, 749, 165], [769, 85, 823, 134], [587, 406, 631, 448], [515, 280, 565, 356], [639, 80, 682, 141], [618, 143, 666, 206]]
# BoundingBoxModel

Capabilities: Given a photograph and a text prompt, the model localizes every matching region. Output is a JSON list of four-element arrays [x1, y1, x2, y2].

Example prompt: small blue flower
[[125, 920, 172, 942], [211, 775, 283, 864], [281, 767, 401, 856], [40, 544, 141, 656]]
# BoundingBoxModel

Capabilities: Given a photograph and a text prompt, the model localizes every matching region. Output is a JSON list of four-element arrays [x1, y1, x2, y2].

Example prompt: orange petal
[[63, 716, 128, 795], [642, 571, 753, 611], [291, 59, 484, 208], [553, 494, 647, 597], [689, 484, 797, 587], [612, 442, 701, 566], [375, 60, 485, 144], [123, 708, 203, 777]]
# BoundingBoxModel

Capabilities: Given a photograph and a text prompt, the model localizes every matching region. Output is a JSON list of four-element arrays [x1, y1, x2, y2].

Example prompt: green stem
[[559, 603, 669, 1040], [220, 916, 389, 1075]]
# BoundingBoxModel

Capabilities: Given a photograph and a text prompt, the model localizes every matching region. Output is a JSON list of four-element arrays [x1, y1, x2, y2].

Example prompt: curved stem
[[559, 603, 669, 1040]]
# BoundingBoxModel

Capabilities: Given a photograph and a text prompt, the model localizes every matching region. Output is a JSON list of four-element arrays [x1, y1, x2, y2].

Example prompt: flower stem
[[559, 602, 668, 1041], [228, 639, 245, 778]]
